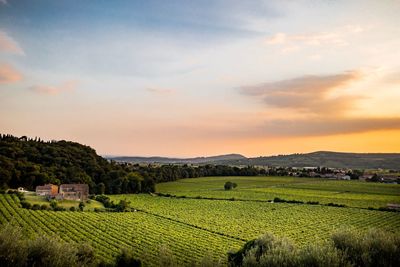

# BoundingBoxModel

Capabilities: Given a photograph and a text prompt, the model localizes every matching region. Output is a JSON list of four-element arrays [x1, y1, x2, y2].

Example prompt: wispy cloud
[[0, 31, 24, 55], [0, 63, 22, 83], [240, 71, 361, 115], [260, 117, 400, 137], [146, 87, 175, 95], [30, 80, 78, 95], [0, 0, 7, 5], [265, 25, 367, 54]]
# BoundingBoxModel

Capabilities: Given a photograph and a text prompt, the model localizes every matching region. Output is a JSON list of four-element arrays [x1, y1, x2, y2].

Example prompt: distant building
[[36, 184, 58, 197], [59, 184, 89, 201]]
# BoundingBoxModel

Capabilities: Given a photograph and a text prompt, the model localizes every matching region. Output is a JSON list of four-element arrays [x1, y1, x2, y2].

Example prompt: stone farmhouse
[[36, 184, 59, 197], [59, 184, 89, 201], [35, 183, 89, 201]]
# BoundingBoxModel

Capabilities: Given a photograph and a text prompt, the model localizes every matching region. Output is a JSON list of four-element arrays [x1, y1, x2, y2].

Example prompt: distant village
[[252, 166, 400, 184], [35, 184, 89, 201]]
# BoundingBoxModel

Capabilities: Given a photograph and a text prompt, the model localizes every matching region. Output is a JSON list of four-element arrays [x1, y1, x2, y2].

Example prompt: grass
[[23, 192, 104, 211]]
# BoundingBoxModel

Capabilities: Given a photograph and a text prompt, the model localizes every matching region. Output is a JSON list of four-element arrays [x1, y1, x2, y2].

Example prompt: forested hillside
[[0, 134, 155, 194], [0, 134, 265, 194]]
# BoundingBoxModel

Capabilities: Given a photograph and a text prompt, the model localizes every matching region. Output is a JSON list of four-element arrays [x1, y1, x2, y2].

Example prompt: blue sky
[[1, 0, 400, 156]]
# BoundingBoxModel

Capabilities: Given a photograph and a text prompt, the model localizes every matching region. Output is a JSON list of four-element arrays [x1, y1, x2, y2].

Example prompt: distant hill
[[109, 154, 246, 164], [222, 151, 400, 170], [111, 151, 400, 170]]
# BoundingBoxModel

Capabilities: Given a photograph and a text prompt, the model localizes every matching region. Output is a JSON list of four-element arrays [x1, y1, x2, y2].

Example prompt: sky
[[1, 0, 400, 157]]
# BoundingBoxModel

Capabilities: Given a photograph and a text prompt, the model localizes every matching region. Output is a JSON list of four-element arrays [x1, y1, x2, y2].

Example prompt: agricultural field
[[0, 193, 242, 265], [110, 194, 400, 247], [156, 176, 400, 208], [1, 176, 399, 266]]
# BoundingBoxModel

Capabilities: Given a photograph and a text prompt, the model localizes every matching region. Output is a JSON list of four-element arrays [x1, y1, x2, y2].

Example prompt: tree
[[224, 181, 233, 190], [79, 201, 85, 211]]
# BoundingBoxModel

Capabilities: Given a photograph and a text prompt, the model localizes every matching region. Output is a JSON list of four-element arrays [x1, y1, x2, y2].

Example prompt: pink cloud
[[0, 63, 22, 83], [30, 80, 78, 95], [0, 31, 24, 55], [240, 71, 361, 115]]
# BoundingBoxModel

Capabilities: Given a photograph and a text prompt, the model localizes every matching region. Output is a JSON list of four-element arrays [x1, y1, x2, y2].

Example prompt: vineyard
[[0, 194, 243, 265], [156, 176, 400, 208], [110, 194, 400, 247], [1, 176, 400, 266]]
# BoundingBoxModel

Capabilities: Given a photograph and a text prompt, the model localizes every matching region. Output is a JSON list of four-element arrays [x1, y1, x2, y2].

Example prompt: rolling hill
[[110, 151, 400, 170]]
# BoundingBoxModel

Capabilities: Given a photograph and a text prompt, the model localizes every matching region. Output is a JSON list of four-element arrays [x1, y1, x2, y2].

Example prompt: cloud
[[381, 70, 400, 84], [0, 0, 7, 5], [240, 71, 361, 115], [260, 117, 400, 137], [146, 87, 175, 95], [0, 31, 24, 55], [30, 80, 78, 95], [0, 63, 22, 83], [265, 25, 366, 53]]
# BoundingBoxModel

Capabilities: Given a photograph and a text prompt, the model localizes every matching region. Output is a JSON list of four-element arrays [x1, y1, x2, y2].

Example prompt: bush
[[0, 224, 96, 267], [229, 230, 400, 267], [70, 207, 76, 212], [332, 228, 400, 267], [20, 201, 31, 209], [31, 204, 41, 210], [41, 204, 49, 210], [224, 181, 234, 190], [115, 248, 141, 267], [79, 201, 85, 211]]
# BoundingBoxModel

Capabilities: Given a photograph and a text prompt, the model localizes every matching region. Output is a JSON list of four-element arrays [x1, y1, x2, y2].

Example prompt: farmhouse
[[59, 184, 89, 201], [35, 184, 59, 197]]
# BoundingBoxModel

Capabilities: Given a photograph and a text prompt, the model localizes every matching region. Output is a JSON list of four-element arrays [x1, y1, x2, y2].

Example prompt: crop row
[[0, 194, 243, 266], [111, 194, 400, 246]]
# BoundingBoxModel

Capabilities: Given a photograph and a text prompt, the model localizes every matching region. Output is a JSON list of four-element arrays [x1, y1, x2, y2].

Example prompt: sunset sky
[[1, 0, 400, 157]]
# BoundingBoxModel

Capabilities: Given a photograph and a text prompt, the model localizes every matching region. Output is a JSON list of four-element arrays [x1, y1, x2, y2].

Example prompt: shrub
[[115, 248, 141, 267], [0, 224, 96, 267], [159, 245, 177, 267], [332, 228, 400, 267], [79, 201, 85, 211], [20, 201, 31, 209], [31, 204, 41, 210], [70, 207, 76, 211], [224, 181, 234, 190], [230, 230, 400, 267]]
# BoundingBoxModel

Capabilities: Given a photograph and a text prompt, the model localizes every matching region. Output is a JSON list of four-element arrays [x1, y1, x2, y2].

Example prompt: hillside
[[109, 153, 246, 164], [112, 151, 400, 170], [229, 151, 400, 170], [0, 134, 155, 193]]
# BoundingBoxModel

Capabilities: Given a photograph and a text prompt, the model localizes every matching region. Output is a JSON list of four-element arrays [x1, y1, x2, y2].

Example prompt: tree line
[[0, 134, 267, 194]]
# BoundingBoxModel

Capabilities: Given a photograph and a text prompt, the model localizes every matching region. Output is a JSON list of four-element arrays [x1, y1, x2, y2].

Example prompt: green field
[[1, 176, 400, 266], [156, 176, 400, 208]]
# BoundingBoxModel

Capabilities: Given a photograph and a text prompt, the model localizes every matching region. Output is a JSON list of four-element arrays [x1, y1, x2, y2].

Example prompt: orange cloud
[[240, 71, 361, 115], [0, 31, 24, 55], [0, 63, 22, 83], [30, 80, 78, 95]]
